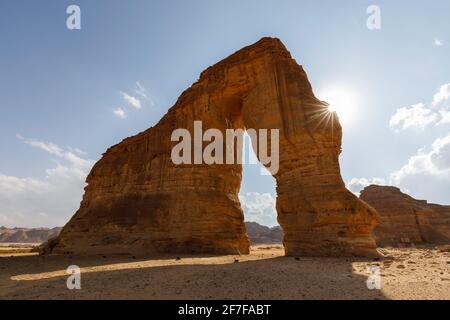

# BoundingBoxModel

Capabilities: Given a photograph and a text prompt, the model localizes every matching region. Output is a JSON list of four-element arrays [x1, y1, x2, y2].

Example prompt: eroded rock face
[[360, 185, 450, 246], [245, 222, 283, 245], [45, 37, 379, 257]]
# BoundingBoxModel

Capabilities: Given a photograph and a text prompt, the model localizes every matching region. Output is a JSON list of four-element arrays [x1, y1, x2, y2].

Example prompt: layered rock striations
[[360, 185, 450, 246], [44, 37, 379, 256]]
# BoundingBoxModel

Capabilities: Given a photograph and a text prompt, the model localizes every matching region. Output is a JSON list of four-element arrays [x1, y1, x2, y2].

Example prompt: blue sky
[[1, 0, 449, 227]]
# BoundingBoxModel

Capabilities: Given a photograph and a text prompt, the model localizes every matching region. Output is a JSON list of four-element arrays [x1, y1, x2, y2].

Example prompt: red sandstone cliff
[[360, 185, 450, 246]]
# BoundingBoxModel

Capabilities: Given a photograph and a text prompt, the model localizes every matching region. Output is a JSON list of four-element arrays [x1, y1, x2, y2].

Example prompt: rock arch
[[44, 38, 379, 257]]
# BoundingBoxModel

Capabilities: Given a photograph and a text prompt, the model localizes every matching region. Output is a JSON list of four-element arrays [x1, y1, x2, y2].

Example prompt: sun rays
[[317, 86, 358, 126]]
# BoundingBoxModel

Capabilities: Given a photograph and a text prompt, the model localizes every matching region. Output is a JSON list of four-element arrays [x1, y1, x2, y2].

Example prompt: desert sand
[[0, 245, 449, 300]]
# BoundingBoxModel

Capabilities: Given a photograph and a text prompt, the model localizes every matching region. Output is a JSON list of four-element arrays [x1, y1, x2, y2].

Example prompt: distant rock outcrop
[[0, 227, 62, 244], [43, 37, 379, 257], [245, 222, 283, 245], [360, 185, 450, 246]]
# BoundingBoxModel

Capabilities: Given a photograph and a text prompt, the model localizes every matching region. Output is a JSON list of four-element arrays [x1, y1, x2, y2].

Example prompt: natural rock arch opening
[[44, 37, 379, 257], [239, 133, 279, 236]]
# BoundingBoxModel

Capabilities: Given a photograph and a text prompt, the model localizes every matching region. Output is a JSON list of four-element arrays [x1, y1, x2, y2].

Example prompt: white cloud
[[388, 83, 450, 203], [120, 91, 141, 109], [434, 38, 444, 47], [347, 177, 386, 196], [16, 135, 91, 170], [0, 136, 94, 228], [346, 133, 450, 203], [0, 174, 47, 198], [432, 83, 450, 106], [438, 109, 450, 125], [113, 107, 126, 119], [134, 81, 155, 106], [389, 103, 439, 130], [116, 83, 153, 115], [390, 133, 450, 198], [239, 192, 277, 227], [67, 146, 87, 156], [17, 134, 64, 157], [134, 81, 147, 98], [390, 84, 450, 131]]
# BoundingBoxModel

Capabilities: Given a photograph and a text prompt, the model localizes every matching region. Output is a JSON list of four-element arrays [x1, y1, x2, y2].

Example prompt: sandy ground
[[0, 245, 449, 300], [0, 243, 40, 247], [0, 244, 38, 255]]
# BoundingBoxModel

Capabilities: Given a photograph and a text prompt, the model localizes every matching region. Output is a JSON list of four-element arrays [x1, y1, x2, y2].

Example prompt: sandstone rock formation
[[360, 185, 450, 246], [245, 222, 283, 245], [44, 37, 379, 257], [0, 227, 61, 244]]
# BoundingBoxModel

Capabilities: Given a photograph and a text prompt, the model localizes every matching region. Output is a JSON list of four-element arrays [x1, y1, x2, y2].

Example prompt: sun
[[316, 86, 358, 126]]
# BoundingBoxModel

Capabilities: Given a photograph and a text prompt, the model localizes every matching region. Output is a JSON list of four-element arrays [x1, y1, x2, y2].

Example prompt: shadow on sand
[[0, 251, 387, 300]]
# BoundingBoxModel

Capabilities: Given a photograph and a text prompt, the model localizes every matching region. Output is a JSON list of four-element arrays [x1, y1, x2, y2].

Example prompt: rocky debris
[[44, 37, 379, 257], [437, 245, 450, 253], [360, 185, 450, 247], [0, 227, 61, 244]]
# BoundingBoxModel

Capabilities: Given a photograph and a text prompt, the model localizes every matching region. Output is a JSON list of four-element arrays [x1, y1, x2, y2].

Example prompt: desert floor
[[0, 245, 449, 300]]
